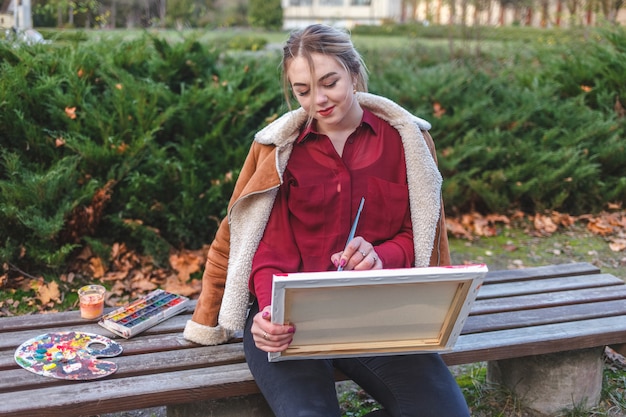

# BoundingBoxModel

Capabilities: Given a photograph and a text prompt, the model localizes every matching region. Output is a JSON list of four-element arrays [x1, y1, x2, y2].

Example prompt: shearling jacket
[[183, 92, 451, 346]]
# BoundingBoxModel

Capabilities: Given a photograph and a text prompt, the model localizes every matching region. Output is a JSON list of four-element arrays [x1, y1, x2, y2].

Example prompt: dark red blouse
[[249, 109, 415, 309]]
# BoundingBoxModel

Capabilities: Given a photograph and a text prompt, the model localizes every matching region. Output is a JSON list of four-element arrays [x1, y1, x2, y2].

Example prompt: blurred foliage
[[0, 25, 625, 279], [0, 32, 284, 276]]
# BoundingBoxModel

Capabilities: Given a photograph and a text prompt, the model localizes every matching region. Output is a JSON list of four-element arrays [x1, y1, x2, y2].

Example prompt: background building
[[1, 0, 15, 29], [282, 0, 625, 29]]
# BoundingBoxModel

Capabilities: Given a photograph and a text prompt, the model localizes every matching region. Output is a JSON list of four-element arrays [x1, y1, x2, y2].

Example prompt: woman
[[183, 24, 469, 417]]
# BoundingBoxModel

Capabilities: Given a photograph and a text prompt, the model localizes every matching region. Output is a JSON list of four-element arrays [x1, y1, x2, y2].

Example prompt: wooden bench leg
[[487, 347, 604, 416], [166, 393, 274, 417]]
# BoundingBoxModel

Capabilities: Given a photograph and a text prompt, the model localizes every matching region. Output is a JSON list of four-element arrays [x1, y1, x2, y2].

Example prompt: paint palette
[[98, 289, 190, 338], [14, 331, 122, 380]]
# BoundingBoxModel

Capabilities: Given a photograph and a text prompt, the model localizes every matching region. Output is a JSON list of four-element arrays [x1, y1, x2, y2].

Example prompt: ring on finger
[[263, 331, 269, 340], [359, 250, 367, 257]]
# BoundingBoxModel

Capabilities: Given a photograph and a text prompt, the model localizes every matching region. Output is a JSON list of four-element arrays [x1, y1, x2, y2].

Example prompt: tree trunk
[[159, 0, 166, 27]]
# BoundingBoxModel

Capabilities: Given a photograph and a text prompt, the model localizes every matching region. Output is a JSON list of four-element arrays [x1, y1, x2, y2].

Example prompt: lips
[[318, 106, 335, 117]]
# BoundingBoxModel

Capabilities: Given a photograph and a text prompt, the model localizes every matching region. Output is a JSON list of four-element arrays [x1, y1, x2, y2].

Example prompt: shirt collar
[[295, 108, 378, 144]]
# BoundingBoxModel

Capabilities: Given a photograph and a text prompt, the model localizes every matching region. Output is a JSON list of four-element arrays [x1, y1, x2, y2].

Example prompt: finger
[[338, 237, 366, 268], [253, 326, 295, 352], [260, 306, 272, 321], [355, 251, 381, 270]]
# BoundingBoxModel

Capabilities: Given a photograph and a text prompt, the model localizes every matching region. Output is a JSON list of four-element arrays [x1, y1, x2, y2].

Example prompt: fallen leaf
[[36, 281, 61, 305], [445, 218, 473, 239], [503, 244, 518, 252], [533, 213, 558, 235], [90, 257, 106, 278], [586, 218, 614, 236], [609, 238, 626, 252], [169, 250, 204, 282]]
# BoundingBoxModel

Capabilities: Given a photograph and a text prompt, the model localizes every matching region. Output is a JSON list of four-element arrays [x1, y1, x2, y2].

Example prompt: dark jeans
[[243, 302, 470, 417]]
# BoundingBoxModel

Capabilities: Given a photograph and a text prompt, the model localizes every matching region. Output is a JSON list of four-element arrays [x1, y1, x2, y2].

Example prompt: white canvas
[[269, 265, 487, 362]]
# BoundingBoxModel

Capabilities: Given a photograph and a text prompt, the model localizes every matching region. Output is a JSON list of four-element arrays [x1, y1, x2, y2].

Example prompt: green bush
[[248, 0, 283, 30], [0, 33, 284, 275], [1, 26, 625, 278], [364, 26, 626, 215]]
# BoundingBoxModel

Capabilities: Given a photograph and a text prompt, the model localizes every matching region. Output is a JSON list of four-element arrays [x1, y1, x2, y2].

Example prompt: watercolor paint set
[[98, 289, 190, 338]]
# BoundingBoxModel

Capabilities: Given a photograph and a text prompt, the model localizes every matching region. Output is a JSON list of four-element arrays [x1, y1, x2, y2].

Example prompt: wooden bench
[[1, 262, 626, 417]]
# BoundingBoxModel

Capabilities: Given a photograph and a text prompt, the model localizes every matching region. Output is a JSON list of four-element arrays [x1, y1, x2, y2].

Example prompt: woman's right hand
[[251, 305, 296, 353]]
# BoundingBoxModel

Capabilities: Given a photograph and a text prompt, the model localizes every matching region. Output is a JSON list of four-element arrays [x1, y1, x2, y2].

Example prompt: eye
[[296, 90, 310, 97], [323, 80, 338, 89]]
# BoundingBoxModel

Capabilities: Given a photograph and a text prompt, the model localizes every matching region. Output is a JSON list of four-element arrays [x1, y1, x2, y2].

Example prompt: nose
[[315, 89, 328, 104]]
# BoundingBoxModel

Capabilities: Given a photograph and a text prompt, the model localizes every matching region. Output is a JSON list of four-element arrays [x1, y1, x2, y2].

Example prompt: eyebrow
[[292, 72, 339, 88]]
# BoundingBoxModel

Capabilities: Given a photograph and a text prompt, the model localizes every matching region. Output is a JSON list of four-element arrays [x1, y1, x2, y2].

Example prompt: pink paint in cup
[[78, 285, 106, 319]]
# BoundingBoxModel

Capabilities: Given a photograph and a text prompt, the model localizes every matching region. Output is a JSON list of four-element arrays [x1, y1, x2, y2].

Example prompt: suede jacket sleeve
[[184, 141, 280, 345]]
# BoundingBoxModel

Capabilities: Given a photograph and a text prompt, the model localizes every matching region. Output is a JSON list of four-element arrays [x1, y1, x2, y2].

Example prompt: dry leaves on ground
[[447, 209, 626, 254], [2, 209, 626, 316]]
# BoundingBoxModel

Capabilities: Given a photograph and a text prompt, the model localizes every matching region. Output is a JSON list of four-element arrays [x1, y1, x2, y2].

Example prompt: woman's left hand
[[331, 236, 382, 271], [251, 306, 295, 352]]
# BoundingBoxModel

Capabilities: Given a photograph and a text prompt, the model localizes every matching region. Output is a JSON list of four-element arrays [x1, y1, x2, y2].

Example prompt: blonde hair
[[281, 24, 368, 114]]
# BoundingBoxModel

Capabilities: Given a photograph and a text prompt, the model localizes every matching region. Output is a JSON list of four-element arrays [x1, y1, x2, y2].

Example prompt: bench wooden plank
[[471, 284, 626, 315], [0, 313, 193, 351], [476, 273, 623, 299], [0, 305, 195, 332], [0, 343, 247, 393], [0, 363, 259, 417], [442, 315, 626, 365], [463, 299, 626, 334], [0, 332, 203, 370], [482, 262, 600, 284]]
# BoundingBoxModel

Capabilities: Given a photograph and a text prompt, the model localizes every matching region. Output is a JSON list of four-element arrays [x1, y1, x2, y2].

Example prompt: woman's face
[[287, 52, 360, 132]]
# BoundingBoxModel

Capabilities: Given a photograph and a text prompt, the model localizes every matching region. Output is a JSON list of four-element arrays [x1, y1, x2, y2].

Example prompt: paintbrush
[[337, 197, 365, 271]]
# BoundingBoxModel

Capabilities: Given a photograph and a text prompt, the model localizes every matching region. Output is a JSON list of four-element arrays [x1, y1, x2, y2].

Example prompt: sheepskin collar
[[255, 92, 431, 148]]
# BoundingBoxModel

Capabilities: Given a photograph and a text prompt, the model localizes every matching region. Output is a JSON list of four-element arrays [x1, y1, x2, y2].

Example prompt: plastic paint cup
[[78, 285, 106, 319]]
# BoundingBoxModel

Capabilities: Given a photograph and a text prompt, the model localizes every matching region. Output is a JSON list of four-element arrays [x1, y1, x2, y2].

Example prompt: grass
[[37, 26, 533, 55], [449, 222, 625, 280]]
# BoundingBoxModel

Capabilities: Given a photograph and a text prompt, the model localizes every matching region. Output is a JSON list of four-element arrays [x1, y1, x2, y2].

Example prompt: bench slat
[[476, 273, 623, 299], [0, 343, 246, 393], [0, 313, 193, 351], [443, 314, 626, 365], [471, 284, 626, 315], [0, 304, 196, 332], [463, 299, 626, 334], [0, 332, 201, 370], [482, 262, 600, 284], [0, 363, 258, 417]]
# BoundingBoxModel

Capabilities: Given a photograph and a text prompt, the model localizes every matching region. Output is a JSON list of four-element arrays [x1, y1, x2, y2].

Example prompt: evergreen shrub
[[0, 33, 284, 276], [1, 26, 625, 278], [364, 26, 626, 215]]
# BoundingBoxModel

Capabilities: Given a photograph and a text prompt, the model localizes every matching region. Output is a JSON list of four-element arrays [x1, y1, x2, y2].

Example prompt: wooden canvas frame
[[269, 265, 487, 362]]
